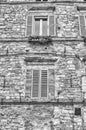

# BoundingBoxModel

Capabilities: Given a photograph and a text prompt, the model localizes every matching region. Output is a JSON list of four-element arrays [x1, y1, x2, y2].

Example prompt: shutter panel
[[82, 76, 86, 92], [56, 17, 58, 36], [49, 16, 54, 36], [27, 16, 32, 36], [79, 15, 86, 37], [25, 69, 32, 99], [41, 70, 47, 97], [48, 69, 55, 97], [32, 70, 39, 97]]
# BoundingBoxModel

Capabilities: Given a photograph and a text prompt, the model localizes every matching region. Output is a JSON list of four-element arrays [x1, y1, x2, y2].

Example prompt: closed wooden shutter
[[27, 16, 32, 36], [82, 76, 86, 92], [25, 69, 32, 99], [32, 70, 39, 97], [79, 15, 86, 37], [48, 69, 55, 97], [49, 16, 54, 36], [41, 70, 47, 97]]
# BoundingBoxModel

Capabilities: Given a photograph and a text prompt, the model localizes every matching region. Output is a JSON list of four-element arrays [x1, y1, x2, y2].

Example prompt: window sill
[[28, 36, 52, 45]]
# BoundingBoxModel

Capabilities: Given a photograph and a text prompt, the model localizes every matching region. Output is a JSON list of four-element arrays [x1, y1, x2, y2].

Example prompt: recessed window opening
[[35, 17, 48, 36]]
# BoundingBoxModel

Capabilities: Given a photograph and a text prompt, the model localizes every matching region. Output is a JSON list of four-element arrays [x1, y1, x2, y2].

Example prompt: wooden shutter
[[49, 16, 54, 36], [79, 15, 86, 37], [25, 69, 32, 99], [27, 16, 32, 36], [48, 69, 55, 97], [32, 70, 39, 97], [82, 76, 86, 92], [41, 70, 47, 97]]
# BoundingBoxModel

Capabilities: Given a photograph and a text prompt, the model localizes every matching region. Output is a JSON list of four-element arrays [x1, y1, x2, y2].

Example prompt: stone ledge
[[0, 101, 84, 105], [0, 1, 86, 5], [0, 37, 84, 42]]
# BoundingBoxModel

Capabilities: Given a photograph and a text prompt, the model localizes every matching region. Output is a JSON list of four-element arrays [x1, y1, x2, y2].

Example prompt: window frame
[[26, 13, 56, 37], [31, 68, 49, 99], [34, 16, 48, 36]]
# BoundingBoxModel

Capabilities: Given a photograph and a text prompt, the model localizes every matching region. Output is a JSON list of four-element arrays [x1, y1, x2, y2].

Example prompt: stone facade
[[0, 0, 86, 130]]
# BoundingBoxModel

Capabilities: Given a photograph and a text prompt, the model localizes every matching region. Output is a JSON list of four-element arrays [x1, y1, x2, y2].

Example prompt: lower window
[[32, 69, 48, 98]]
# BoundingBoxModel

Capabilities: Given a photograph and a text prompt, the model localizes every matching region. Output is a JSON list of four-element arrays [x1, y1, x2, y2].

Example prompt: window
[[75, 108, 81, 116], [32, 69, 48, 98], [25, 68, 55, 99], [35, 18, 48, 36], [27, 15, 54, 36]]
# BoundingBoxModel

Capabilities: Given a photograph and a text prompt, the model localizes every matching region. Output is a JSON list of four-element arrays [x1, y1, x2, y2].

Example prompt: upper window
[[26, 15, 54, 36], [35, 18, 48, 36]]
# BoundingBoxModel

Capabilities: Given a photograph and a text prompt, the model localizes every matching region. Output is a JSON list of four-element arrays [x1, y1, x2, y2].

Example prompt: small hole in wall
[[58, 26, 60, 30], [45, 47, 47, 50], [26, 49, 29, 52], [75, 108, 81, 116]]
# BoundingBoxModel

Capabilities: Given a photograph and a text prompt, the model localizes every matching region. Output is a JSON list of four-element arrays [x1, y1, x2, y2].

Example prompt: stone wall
[[0, 105, 83, 130], [0, 40, 85, 102], [0, 0, 86, 130], [0, 3, 79, 38]]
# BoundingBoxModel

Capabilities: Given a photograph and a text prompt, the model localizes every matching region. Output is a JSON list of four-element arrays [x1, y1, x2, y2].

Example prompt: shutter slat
[[32, 70, 39, 97], [79, 15, 86, 37], [27, 16, 32, 36], [49, 16, 54, 36], [41, 70, 47, 97]]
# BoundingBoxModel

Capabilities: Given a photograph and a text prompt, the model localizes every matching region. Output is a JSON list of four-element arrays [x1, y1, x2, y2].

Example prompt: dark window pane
[[42, 18, 47, 36], [35, 19, 40, 36], [75, 108, 81, 116]]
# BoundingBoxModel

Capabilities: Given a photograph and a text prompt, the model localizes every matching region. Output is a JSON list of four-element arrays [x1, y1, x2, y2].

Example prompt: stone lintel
[[77, 6, 86, 11]]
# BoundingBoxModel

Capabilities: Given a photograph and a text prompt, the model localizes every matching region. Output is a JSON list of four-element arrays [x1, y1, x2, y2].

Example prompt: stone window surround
[[26, 5, 56, 36], [26, 64, 55, 100], [26, 13, 56, 36]]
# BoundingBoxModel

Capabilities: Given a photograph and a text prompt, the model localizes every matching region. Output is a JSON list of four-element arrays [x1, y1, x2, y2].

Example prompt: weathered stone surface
[[0, 0, 86, 129]]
